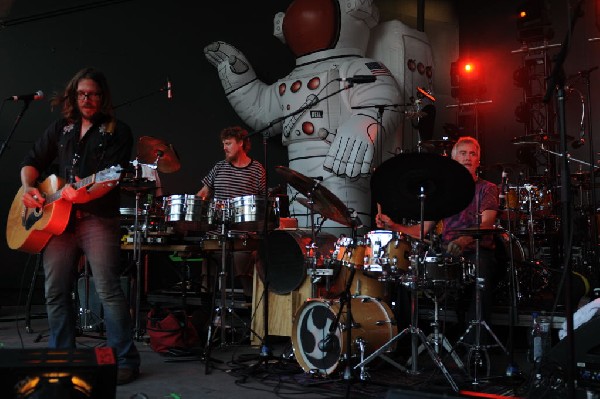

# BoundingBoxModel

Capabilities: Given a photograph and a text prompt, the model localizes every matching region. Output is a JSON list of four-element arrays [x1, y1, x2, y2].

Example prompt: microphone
[[572, 137, 585, 149], [318, 334, 338, 352], [5, 90, 44, 102], [166, 77, 172, 99], [417, 86, 436, 102], [338, 75, 377, 84], [499, 170, 508, 210]]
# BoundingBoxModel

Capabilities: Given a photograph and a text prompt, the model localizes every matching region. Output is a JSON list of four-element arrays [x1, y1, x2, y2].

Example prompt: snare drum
[[228, 195, 279, 231], [363, 230, 411, 273], [164, 194, 214, 232], [292, 296, 396, 375], [421, 255, 468, 285]]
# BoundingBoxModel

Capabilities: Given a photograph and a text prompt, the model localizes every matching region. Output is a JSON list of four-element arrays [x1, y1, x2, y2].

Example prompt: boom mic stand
[[245, 79, 371, 369]]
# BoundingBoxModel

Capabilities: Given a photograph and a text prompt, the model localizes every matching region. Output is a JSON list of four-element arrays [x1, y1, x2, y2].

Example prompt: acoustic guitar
[[6, 165, 122, 253]]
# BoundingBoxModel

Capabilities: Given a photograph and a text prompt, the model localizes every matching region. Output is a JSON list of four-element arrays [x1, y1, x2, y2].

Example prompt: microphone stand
[[113, 81, 171, 109], [542, 2, 584, 396], [501, 171, 521, 377], [0, 99, 32, 159], [579, 67, 599, 288]]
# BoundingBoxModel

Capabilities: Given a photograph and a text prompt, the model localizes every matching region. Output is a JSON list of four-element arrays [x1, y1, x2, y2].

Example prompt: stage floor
[[0, 303, 584, 399]]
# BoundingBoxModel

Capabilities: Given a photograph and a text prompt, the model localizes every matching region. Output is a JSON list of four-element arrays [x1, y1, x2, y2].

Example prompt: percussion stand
[[355, 186, 459, 392], [127, 158, 148, 342]]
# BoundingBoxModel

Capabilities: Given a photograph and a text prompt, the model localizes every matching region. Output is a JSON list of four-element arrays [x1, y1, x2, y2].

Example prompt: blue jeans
[[43, 214, 140, 369]]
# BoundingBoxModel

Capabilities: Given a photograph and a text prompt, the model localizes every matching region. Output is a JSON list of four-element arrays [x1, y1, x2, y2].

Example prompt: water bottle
[[529, 312, 551, 363], [539, 311, 551, 356]]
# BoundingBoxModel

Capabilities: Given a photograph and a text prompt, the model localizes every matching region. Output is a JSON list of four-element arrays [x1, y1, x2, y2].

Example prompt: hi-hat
[[451, 227, 506, 237], [137, 136, 181, 173], [275, 166, 353, 227], [371, 153, 475, 221]]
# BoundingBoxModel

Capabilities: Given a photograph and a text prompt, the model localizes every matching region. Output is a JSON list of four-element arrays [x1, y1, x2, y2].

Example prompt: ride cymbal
[[137, 136, 181, 173], [371, 153, 475, 221]]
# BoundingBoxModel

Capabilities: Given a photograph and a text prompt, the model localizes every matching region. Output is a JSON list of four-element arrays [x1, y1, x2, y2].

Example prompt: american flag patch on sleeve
[[365, 61, 391, 76]]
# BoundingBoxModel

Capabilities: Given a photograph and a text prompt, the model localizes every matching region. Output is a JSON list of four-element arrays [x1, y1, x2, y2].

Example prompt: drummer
[[376, 136, 499, 343], [196, 126, 266, 298]]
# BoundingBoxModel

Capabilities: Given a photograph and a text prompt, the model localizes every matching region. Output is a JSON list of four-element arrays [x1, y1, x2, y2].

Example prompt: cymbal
[[511, 133, 573, 145], [137, 136, 181, 173], [274, 166, 353, 227], [120, 177, 157, 192], [451, 227, 506, 236], [419, 139, 456, 151], [371, 153, 475, 221], [484, 162, 527, 172], [296, 197, 342, 224]]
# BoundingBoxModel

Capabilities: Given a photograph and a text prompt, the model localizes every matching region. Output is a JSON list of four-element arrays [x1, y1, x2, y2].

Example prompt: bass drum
[[292, 296, 397, 375], [257, 229, 337, 294]]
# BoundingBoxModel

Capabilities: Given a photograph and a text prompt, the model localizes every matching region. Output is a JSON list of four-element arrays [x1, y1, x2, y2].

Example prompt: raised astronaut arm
[[204, 41, 282, 135]]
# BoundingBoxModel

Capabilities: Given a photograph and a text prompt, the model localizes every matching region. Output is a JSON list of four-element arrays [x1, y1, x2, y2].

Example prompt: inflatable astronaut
[[205, 0, 432, 233]]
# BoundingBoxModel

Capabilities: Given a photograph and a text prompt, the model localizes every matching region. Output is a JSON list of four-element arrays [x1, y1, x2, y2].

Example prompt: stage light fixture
[[516, 0, 553, 42], [450, 58, 486, 100]]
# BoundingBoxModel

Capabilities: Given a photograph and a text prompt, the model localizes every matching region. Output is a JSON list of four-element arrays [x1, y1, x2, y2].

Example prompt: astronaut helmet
[[273, 0, 379, 58]]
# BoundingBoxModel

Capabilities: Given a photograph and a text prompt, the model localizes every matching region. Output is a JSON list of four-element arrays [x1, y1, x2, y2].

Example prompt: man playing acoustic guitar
[[16, 67, 140, 385]]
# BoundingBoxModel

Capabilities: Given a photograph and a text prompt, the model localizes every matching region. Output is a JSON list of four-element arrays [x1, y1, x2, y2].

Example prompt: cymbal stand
[[451, 225, 508, 383], [523, 184, 538, 259], [319, 216, 360, 387], [355, 186, 459, 392], [500, 173, 522, 376]]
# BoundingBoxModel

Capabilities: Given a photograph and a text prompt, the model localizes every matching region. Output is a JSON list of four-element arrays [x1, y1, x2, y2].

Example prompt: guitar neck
[[45, 174, 95, 205]]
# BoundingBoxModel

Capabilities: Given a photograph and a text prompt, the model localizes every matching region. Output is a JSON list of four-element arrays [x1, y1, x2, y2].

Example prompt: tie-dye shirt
[[441, 178, 499, 251]]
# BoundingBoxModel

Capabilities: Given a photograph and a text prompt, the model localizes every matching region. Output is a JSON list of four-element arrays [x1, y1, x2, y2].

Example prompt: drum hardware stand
[[451, 219, 508, 384], [126, 158, 146, 342], [500, 172, 522, 376], [408, 287, 465, 372], [76, 259, 106, 338], [357, 186, 459, 392]]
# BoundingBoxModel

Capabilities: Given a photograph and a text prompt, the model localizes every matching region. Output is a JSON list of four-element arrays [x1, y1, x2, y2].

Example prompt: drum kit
[[120, 132, 594, 387]]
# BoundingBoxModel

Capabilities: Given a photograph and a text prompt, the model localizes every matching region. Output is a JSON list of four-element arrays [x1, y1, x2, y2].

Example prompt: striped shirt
[[201, 159, 266, 201]]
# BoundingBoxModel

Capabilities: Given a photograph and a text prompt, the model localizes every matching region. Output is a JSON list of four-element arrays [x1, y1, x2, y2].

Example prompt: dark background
[[0, 0, 598, 303]]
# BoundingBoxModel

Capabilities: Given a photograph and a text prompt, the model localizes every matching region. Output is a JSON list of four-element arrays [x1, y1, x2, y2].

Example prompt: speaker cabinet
[[0, 348, 117, 398], [547, 315, 600, 368], [250, 267, 312, 345]]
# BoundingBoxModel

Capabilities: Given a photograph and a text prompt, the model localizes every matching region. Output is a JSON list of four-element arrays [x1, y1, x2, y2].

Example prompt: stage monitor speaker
[[0, 348, 117, 398], [546, 315, 600, 369]]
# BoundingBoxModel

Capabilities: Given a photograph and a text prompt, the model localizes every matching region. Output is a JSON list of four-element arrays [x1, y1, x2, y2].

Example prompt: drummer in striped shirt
[[196, 126, 266, 298]]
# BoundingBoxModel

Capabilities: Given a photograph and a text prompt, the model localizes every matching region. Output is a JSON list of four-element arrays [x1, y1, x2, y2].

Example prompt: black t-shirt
[[22, 117, 133, 217]]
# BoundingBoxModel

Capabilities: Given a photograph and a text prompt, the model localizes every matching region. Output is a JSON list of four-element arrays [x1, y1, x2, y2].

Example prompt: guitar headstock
[[96, 165, 123, 184]]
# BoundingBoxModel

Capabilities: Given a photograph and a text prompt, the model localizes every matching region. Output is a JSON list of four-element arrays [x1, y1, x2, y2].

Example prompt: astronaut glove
[[204, 41, 257, 94]]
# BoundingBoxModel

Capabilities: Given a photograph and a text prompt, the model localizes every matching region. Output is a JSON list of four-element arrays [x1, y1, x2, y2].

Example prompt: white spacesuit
[[204, 0, 432, 233]]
